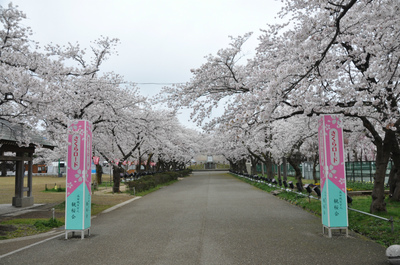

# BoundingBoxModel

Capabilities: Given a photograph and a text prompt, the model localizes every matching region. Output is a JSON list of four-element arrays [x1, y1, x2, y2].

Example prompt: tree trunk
[[238, 158, 247, 174], [260, 152, 274, 180], [388, 165, 400, 201], [266, 159, 274, 181], [277, 164, 281, 183], [312, 155, 319, 184], [171, 161, 178, 171], [356, 117, 393, 213], [371, 156, 388, 212], [282, 157, 288, 182], [112, 165, 121, 193], [228, 160, 235, 171], [249, 155, 258, 175], [389, 138, 400, 201], [96, 164, 103, 184], [146, 153, 154, 172], [391, 172, 400, 201], [370, 133, 392, 213], [287, 153, 303, 191], [156, 158, 164, 172], [138, 157, 142, 173]]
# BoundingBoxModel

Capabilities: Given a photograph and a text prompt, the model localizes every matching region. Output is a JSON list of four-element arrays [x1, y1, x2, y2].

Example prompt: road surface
[[0, 171, 387, 264]]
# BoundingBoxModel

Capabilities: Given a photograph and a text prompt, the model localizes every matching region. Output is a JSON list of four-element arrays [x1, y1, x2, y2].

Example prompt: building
[[24, 164, 48, 173], [0, 119, 55, 207], [192, 154, 228, 169]]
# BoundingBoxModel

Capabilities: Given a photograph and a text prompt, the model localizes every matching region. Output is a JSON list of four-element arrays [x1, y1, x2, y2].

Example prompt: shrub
[[126, 169, 192, 194], [34, 218, 64, 230]]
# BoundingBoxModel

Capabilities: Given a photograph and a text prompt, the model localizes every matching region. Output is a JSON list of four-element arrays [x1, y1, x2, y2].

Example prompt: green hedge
[[126, 169, 192, 193]]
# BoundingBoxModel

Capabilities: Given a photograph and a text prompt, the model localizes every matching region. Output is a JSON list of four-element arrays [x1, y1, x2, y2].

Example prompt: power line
[[72, 80, 185, 85], [136, 83, 185, 85]]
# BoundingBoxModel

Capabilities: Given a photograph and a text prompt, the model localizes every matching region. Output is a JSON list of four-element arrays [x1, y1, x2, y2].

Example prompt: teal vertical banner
[[66, 120, 92, 232], [327, 179, 348, 227], [65, 183, 84, 229], [318, 115, 348, 229]]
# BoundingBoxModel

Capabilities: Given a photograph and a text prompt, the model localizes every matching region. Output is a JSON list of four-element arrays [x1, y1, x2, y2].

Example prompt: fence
[[345, 161, 393, 183], [256, 161, 393, 183], [256, 163, 298, 178]]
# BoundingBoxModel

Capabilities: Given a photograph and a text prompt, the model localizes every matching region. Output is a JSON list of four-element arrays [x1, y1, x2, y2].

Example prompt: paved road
[[0, 171, 387, 264]]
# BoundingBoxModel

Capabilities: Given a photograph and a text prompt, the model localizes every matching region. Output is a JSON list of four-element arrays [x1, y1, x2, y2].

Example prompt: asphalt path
[[0, 171, 387, 264]]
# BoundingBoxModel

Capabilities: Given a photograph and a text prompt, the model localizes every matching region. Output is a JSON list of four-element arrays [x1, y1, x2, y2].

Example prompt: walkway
[[0, 171, 387, 264]]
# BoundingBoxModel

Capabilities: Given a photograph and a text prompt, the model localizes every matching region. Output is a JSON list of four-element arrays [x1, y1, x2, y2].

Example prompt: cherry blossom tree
[[151, 115, 201, 171], [208, 127, 249, 173], [1, 3, 129, 146], [269, 115, 319, 187], [0, 3, 48, 130], [161, 0, 399, 213], [160, 33, 254, 128], [250, 0, 399, 212], [1, 3, 148, 193], [1, 4, 197, 194]]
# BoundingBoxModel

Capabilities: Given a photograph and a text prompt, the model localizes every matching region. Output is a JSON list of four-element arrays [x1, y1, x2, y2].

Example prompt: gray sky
[[2, 0, 283, 129]]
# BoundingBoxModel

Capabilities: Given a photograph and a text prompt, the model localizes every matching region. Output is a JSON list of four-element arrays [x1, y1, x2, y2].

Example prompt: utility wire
[[70, 80, 185, 85], [136, 83, 185, 85]]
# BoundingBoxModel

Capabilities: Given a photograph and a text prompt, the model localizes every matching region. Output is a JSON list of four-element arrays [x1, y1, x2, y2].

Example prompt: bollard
[[386, 245, 400, 265], [391, 216, 394, 233]]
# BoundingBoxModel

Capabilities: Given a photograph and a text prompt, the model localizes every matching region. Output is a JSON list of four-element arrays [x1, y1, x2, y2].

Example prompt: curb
[[102, 196, 142, 214]]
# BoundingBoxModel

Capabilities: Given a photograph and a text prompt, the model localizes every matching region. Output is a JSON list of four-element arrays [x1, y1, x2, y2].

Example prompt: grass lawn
[[0, 174, 134, 240], [188, 164, 230, 170], [0, 174, 131, 206]]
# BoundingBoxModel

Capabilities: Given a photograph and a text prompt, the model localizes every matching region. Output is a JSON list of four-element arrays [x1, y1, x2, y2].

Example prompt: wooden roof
[[0, 119, 55, 150]]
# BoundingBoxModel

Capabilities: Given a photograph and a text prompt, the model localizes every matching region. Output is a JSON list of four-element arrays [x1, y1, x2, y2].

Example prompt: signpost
[[318, 115, 349, 237], [65, 120, 92, 239]]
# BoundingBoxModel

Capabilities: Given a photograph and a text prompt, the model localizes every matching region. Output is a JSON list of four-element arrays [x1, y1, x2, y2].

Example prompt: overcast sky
[[1, 0, 283, 129]]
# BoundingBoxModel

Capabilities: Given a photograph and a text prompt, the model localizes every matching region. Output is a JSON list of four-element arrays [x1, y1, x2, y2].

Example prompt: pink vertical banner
[[66, 120, 92, 232], [318, 115, 348, 229]]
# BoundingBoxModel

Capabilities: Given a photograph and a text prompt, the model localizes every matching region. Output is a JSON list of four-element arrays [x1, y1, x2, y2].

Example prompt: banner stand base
[[65, 228, 90, 240], [323, 225, 348, 238]]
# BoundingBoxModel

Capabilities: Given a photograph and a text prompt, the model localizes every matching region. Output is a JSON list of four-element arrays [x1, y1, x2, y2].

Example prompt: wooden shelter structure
[[0, 119, 55, 207]]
